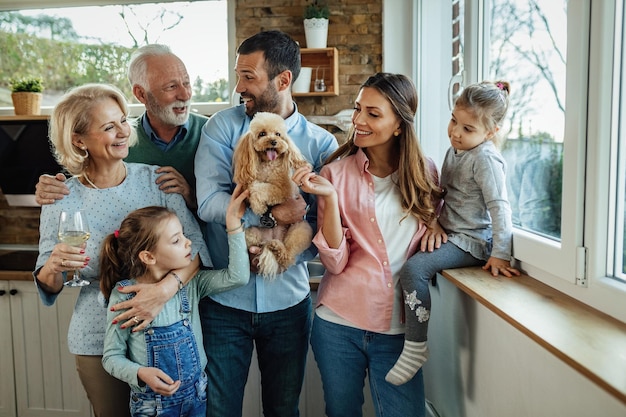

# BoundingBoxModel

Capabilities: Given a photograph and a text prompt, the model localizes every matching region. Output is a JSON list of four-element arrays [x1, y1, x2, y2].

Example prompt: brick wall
[[0, 1, 383, 246], [235, 0, 383, 136]]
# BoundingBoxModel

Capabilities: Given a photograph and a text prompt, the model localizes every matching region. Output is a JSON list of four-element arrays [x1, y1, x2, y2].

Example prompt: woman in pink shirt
[[294, 73, 445, 417]]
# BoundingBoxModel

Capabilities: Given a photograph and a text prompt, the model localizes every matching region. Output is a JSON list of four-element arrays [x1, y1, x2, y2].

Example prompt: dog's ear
[[233, 131, 257, 184]]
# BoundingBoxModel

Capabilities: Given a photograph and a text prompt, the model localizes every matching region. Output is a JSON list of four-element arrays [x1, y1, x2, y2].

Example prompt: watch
[[260, 208, 276, 228]]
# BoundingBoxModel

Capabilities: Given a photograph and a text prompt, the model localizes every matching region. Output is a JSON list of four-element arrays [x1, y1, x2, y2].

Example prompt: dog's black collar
[[260, 207, 276, 228]]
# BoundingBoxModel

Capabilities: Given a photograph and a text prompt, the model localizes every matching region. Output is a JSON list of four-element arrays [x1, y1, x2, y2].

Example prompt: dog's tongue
[[266, 149, 278, 161]]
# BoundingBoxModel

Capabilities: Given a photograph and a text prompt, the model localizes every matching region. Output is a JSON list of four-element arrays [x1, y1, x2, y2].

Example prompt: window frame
[[0, 0, 235, 117]]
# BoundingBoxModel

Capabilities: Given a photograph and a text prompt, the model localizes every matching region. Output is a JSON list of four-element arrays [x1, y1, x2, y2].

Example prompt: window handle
[[448, 73, 464, 111]]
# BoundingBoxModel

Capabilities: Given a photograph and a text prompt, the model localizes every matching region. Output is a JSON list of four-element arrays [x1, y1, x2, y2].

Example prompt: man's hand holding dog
[[271, 194, 308, 225]]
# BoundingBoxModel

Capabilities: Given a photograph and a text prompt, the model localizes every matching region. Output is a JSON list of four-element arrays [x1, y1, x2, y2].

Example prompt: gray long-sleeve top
[[438, 141, 513, 261]]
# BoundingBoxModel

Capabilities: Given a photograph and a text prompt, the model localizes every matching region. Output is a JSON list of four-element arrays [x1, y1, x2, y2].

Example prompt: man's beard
[[242, 82, 280, 117], [146, 93, 190, 127]]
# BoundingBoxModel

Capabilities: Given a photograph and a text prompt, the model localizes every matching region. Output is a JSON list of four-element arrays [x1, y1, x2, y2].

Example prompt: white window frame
[[398, 0, 626, 323], [0, 0, 235, 117]]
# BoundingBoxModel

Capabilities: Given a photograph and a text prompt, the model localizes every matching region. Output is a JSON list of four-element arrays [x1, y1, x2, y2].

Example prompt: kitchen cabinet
[[0, 280, 92, 417], [293, 47, 339, 97]]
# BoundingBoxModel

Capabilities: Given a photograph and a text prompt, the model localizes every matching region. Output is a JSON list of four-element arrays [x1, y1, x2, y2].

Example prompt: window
[[0, 0, 233, 117], [454, 0, 582, 283], [612, 0, 626, 282], [415, 0, 626, 322], [489, 0, 565, 241]]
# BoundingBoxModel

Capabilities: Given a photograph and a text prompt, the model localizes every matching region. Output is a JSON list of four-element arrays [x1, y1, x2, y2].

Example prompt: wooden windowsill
[[441, 266, 626, 406]]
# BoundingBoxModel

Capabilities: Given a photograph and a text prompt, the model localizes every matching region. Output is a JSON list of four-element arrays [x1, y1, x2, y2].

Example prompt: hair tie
[[496, 82, 504, 90], [114, 230, 120, 238]]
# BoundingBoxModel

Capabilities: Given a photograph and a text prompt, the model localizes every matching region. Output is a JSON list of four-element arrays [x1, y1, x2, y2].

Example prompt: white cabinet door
[[0, 281, 16, 417], [10, 281, 92, 417]]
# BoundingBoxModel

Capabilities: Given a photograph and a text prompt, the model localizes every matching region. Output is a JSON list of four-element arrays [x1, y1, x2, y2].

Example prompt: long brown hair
[[325, 73, 444, 224], [99, 206, 175, 300]]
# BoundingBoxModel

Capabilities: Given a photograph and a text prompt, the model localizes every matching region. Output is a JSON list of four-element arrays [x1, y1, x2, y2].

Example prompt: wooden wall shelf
[[293, 47, 339, 97]]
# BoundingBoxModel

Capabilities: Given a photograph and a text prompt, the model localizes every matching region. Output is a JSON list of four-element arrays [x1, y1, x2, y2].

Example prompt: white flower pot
[[304, 18, 329, 48], [293, 67, 313, 93]]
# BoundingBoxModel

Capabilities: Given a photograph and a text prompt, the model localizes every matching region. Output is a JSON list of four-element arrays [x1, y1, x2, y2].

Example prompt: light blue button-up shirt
[[142, 113, 189, 151], [195, 104, 338, 313]]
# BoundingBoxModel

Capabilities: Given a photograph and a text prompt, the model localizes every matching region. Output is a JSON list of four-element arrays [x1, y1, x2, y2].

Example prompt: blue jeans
[[400, 242, 483, 342], [200, 295, 312, 417], [311, 315, 425, 417]]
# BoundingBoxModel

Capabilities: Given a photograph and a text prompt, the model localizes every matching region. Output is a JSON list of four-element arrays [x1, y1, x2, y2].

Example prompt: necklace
[[83, 172, 99, 189], [83, 164, 127, 189]]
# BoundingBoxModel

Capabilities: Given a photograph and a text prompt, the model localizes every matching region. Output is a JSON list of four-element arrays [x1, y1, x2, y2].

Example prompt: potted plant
[[303, 1, 329, 48], [9, 76, 44, 116]]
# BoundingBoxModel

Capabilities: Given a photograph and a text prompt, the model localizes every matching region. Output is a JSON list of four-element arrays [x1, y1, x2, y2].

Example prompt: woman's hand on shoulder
[[420, 219, 448, 253], [109, 282, 168, 331]]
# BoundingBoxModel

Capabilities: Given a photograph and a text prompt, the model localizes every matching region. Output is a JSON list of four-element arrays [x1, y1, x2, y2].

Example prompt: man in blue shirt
[[195, 30, 338, 417]]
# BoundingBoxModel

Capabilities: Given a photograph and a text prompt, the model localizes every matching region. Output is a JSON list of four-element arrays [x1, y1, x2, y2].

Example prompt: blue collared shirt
[[195, 104, 338, 313], [142, 113, 189, 152]]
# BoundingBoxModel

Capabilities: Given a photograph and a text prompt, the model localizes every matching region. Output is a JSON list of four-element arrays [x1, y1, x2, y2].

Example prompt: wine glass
[[58, 210, 91, 287]]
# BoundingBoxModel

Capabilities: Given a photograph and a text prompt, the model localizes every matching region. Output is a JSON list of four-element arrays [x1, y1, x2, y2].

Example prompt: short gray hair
[[127, 44, 173, 89]]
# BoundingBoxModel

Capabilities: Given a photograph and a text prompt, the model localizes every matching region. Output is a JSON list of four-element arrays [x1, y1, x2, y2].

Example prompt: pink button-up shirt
[[313, 149, 437, 332]]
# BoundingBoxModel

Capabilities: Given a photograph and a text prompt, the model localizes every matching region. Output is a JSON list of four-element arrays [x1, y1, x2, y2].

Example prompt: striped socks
[[385, 340, 429, 386]]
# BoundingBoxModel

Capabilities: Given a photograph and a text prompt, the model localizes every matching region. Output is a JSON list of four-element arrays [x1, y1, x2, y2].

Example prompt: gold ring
[[61, 259, 66, 267], [132, 316, 139, 324]]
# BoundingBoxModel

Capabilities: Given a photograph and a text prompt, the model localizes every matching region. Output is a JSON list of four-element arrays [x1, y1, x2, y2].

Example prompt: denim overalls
[[119, 280, 207, 417]]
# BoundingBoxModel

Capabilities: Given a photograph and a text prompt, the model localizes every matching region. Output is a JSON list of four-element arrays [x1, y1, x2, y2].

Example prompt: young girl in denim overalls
[[100, 185, 249, 417]]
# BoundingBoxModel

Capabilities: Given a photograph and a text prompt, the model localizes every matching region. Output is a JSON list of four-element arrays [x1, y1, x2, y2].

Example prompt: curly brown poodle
[[233, 112, 313, 279]]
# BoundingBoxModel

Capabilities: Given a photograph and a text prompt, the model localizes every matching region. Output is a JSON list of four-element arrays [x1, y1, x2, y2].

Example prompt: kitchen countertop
[[0, 244, 38, 281], [0, 270, 34, 281]]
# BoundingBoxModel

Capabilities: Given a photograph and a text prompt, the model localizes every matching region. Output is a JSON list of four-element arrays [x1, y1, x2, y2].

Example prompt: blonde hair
[[454, 80, 511, 148], [326, 73, 444, 224], [99, 206, 176, 300], [48, 83, 136, 176]]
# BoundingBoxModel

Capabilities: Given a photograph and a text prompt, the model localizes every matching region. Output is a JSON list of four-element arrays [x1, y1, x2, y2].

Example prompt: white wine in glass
[[58, 210, 91, 287]]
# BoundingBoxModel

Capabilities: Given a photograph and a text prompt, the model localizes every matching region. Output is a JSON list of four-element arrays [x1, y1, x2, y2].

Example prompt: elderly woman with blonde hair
[[34, 83, 209, 417]]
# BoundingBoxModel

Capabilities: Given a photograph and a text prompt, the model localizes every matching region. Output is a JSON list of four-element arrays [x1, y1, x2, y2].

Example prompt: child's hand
[[482, 257, 521, 278], [225, 183, 249, 231], [137, 367, 181, 396]]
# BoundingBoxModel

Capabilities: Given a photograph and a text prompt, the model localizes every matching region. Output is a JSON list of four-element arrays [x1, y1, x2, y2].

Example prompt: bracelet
[[225, 221, 245, 234], [170, 271, 183, 291]]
